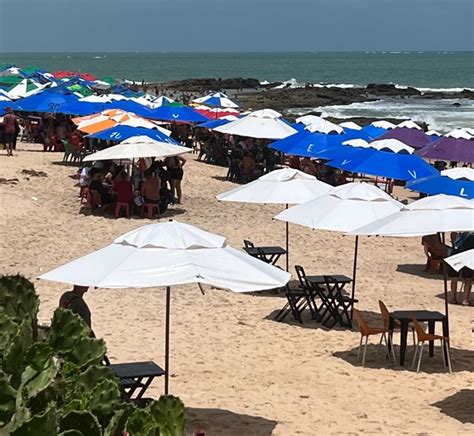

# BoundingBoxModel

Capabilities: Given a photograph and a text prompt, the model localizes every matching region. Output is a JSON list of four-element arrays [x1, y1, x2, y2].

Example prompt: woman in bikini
[[164, 155, 186, 204]]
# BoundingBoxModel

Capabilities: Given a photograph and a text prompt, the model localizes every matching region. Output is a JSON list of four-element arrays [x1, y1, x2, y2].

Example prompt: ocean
[[1, 52, 473, 131]]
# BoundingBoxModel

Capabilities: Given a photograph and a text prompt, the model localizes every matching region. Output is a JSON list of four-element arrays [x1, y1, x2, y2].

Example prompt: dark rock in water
[[156, 77, 261, 92], [460, 89, 474, 98], [452, 102, 461, 107], [237, 87, 369, 111], [366, 83, 421, 96]]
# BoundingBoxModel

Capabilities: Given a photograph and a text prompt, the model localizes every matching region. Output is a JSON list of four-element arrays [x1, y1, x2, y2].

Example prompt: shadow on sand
[[186, 407, 277, 436], [78, 205, 187, 220], [431, 389, 474, 424], [333, 342, 474, 374], [396, 263, 445, 281]]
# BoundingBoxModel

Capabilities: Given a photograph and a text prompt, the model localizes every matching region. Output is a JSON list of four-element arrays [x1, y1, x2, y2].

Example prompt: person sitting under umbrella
[[59, 285, 92, 329], [448, 232, 474, 305]]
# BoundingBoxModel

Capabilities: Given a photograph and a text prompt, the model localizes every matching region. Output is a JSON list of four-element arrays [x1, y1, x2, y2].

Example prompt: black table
[[109, 361, 165, 399], [388, 310, 448, 366], [243, 246, 287, 265], [306, 275, 352, 285], [306, 275, 354, 328]]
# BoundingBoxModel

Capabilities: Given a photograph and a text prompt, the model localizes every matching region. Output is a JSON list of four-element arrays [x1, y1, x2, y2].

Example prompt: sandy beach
[[1, 143, 473, 435]]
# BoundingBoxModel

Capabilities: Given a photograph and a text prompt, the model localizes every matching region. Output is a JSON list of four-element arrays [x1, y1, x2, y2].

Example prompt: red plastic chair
[[141, 203, 159, 219], [115, 202, 131, 218], [80, 186, 90, 204]]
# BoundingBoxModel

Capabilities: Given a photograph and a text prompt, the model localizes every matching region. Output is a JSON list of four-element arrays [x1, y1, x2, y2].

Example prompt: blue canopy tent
[[406, 170, 474, 199], [327, 147, 439, 181], [147, 105, 209, 123], [86, 125, 178, 144]]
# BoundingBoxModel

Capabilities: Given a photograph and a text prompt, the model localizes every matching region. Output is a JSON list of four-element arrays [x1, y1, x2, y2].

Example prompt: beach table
[[109, 361, 165, 399], [388, 310, 449, 366], [243, 245, 287, 265], [306, 275, 354, 328]]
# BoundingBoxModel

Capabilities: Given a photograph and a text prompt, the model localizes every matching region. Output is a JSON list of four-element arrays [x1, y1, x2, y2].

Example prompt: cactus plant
[[149, 395, 186, 436], [60, 410, 101, 436], [0, 371, 16, 426], [0, 275, 187, 436]]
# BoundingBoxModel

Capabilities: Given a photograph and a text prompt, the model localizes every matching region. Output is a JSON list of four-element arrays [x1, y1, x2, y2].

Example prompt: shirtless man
[[141, 170, 161, 204], [2, 108, 18, 156]]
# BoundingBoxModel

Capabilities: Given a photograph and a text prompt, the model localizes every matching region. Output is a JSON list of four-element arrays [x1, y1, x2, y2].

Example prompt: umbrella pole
[[285, 203, 289, 272], [440, 233, 449, 323], [350, 236, 359, 320], [164, 286, 171, 395]]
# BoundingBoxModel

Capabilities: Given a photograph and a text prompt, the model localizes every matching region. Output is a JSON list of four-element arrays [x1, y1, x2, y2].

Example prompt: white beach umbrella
[[369, 139, 415, 154], [213, 109, 297, 139], [83, 135, 191, 162], [217, 168, 332, 270], [296, 115, 344, 135], [339, 121, 362, 131], [349, 195, 474, 237], [349, 194, 474, 319], [445, 129, 473, 140], [444, 249, 474, 272], [371, 120, 397, 129], [398, 120, 423, 130], [193, 92, 239, 109], [39, 220, 290, 393], [153, 96, 175, 106], [275, 182, 403, 309], [78, 95, 113, 103]]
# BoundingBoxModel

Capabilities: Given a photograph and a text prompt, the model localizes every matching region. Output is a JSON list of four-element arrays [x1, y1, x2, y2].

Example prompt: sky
[[0, 0, 473, 52]]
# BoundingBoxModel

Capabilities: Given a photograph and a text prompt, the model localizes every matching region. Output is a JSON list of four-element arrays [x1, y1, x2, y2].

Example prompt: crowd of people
[[79, 153, 186, 216]]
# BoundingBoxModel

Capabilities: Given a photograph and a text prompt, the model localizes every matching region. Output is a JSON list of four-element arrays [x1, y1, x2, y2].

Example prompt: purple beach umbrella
[[376, 127, 433, 149], [417, 129, 474, 163]]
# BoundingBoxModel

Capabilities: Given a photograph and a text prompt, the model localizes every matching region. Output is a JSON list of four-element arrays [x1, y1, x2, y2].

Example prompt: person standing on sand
[[2, 107, 18, 156], [59, 285, 92, 329], [164, 155, 186, 204]]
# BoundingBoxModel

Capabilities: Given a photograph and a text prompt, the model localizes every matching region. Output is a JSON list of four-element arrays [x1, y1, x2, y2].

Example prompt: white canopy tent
[[83, 135, 191, 162], [213, 109, 297, 139], [275, 182, 403, 312], [217, 168, 332, 270], [39, 220, 290, 393]]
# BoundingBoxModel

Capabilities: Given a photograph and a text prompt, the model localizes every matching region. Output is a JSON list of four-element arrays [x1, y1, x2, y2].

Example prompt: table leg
[[399, 320, 409, 366], [388, 317, 395, 353], [428, 321, 435, 357], [137, 376, 154, 399], [442, 318, 450, 363]]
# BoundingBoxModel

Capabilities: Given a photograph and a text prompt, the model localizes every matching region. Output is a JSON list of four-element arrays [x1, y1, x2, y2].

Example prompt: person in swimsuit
[[164, 155, 186, 204]]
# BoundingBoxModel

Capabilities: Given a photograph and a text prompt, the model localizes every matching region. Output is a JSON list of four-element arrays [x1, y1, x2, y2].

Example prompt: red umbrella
[[53, 71, 97, 81], [194, 106, 239, 120]]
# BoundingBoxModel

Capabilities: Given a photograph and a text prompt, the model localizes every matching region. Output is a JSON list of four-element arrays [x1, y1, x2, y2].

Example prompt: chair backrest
[[378, 300, 391, 330], [243, 239, 254, 249], [411, 315, 428, 342], [294, 265, 308, 288], [353, 309, 370, 336]]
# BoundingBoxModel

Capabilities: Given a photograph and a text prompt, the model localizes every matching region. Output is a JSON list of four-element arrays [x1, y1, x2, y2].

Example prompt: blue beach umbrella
[[60, 100, 110, 116], [86, 125, 178, 144], [360, 124, 387, 140], [197, 118, 233, 129], [107, 99, 154, 118], [327, 146, 439, 181], [270, 129, 362, 158], [147, 105, 209, 123], [12, 90, 79, 114], [406, 168, 474, 199]]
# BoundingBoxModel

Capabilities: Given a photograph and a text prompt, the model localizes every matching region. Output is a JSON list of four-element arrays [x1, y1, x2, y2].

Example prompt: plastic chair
[[411, 315, 452, 373], [354, 309, 396, 366], [115, 202, 131, 218], [141, 203, 159, 219], [379, 300, 416, 347], [80, 186, 90, 204]]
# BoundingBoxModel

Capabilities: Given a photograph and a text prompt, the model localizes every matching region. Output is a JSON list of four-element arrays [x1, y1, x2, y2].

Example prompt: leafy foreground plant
[[0, 275, 185, 435]]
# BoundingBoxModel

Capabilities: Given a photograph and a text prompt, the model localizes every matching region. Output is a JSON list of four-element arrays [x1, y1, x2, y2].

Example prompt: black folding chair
[[294, 265, 323, 321], [274, 284, 308, 323], [244, 239, 255, 249], [322, 275, 358, 328]]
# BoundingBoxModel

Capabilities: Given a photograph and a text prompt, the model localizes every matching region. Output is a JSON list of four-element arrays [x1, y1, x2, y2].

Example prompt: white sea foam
[[290, 97, 474, 133]]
